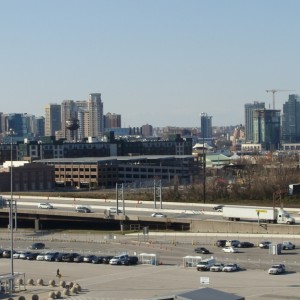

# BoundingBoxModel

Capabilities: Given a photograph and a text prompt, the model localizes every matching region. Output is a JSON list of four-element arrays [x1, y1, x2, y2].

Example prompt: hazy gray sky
[[1, 0, 299, 127]]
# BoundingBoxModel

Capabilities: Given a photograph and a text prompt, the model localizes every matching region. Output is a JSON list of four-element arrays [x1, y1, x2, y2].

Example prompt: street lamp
[[8, 128, 15, 293]]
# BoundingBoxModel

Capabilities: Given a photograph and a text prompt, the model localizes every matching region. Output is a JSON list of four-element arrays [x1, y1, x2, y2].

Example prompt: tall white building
[[88, 93, 103, 138]]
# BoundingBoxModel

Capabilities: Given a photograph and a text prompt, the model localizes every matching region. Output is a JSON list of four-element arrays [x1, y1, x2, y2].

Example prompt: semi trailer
[[222, 206, 295, 224]]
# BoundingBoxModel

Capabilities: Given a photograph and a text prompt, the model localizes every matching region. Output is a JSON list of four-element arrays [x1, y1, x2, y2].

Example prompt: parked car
[[73, 255, 84, 263], [109, 254, 129, 265], [259, 241, 272, 249], [44, 252, 59, 261], [222, 246, 239, 253], [194, 247, 210, 254], [222, 263, 239, 272], [83, 255, 97, 263], [30, 242, 45, 250], [121, 256, 139, 265], [36, 253, 46, 261], [282, 241, 295, 250], [13, 251, 23, 259], [2, 250, 16, 258], [213, 205, 224, 212], [151, 212, 167, 218], [210, 263, 225, 272], [268, 264, 285, 275], [25, 252, 40, 260], [38, 202, 53, 209], [62, 253, 79, 262], [216, 240, 226, 247], [19, 251, 32, 259], [225, 240, 240, 247], [102, 255, 114, 264], [55, 253, 65, 262], [237, 242, 254, 248], [91, 256, 104, 264], [75, 206, 91, 213]]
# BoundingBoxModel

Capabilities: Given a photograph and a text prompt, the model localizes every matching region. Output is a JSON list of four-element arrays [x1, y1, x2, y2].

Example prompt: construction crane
[[266, 89, 295, 109]]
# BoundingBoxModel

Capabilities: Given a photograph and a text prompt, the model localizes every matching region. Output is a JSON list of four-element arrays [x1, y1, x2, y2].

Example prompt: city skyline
[[1, 1, 300, 127]]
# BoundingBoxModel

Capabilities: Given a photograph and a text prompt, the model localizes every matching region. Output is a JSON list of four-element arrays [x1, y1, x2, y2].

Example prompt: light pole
[[8, 128, 14, 292]]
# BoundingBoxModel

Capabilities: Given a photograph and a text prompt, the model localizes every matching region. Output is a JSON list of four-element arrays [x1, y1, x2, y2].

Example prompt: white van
[[196, 257, 215, 271]]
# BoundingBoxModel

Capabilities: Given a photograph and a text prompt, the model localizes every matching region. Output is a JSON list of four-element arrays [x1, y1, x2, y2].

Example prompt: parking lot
[[1, 230, 300, 299]]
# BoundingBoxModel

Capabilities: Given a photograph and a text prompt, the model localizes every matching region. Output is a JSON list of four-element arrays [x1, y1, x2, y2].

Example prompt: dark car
[[121, 256, 139, 265], [91, 256, 104, 264], [76, 206, 91, 213], [237, 242, 254, 248], [73, 255, 84, 263], [83, 255, 97, 263], [30, 242, 45, 250], [62, 253, 78, 262], [213, 205, 224, 212], [55, 253, 65, 262], [102, 255, 114, 264], [194, 247, 210, 254], [2, 250, 16, 258], [216, 240, 227, 247], [25, 252, 40, 260], [62, 253, 79, 262]]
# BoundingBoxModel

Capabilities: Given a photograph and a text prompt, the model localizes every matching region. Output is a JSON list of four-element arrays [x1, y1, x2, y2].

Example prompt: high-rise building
[[200, 112, 212, 139], [104, 112, 121, 129], [253, 109, 281, 150], [88, 93, 103, 138], [45, 104, 61, 136], [35, 116, 45, 138], [282, 94, 300, 143], [244, 101, 265, 142], [141, 124, 153, 137]]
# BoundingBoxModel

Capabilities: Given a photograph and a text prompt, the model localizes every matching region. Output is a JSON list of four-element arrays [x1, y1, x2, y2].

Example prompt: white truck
[[222, 206, 295, 225], [196, 257, 215, 271]]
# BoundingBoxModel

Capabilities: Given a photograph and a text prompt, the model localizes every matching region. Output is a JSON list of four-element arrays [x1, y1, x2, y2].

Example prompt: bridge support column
[[34, 218, 39, 231]]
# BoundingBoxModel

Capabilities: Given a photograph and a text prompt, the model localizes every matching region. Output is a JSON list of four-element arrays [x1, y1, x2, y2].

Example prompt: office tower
[[104, 112, 121, 129], [76, 100, 89, 141], [35, 116, 45, 138], [88, 93, 103, 138], [282, 94, 300, 143], [200, 112, 212, 139], [7, 113, 23, 137], [245, 101, 265, 142], [45, 104, 61, 136], [253, 109, 281, 150]]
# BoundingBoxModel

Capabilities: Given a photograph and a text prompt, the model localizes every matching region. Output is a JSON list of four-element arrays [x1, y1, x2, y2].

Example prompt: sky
[[1, 0, 300, 128]]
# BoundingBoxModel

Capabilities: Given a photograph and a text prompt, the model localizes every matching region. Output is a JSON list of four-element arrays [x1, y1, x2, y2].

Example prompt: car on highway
[[109, 207, 123, 214], [213, 205, 224, 212], [237, 241, 254, 248], [268, 264, 285, 275], [38, 202, 53, 209], [194, 247, 210, 254], [75, 206, 91, 213], [259, 241, 272, 249], [222, 263, 239, 272], [210, 263, 225, 272], [282, 241, 295, 250], [222, 246, 239, 253], [151, 212, 167, 218], [30, 242, 45, 250]]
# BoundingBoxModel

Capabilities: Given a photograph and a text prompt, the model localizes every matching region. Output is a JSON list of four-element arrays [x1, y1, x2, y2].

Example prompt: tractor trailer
[[222, 206, 295, 224]]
